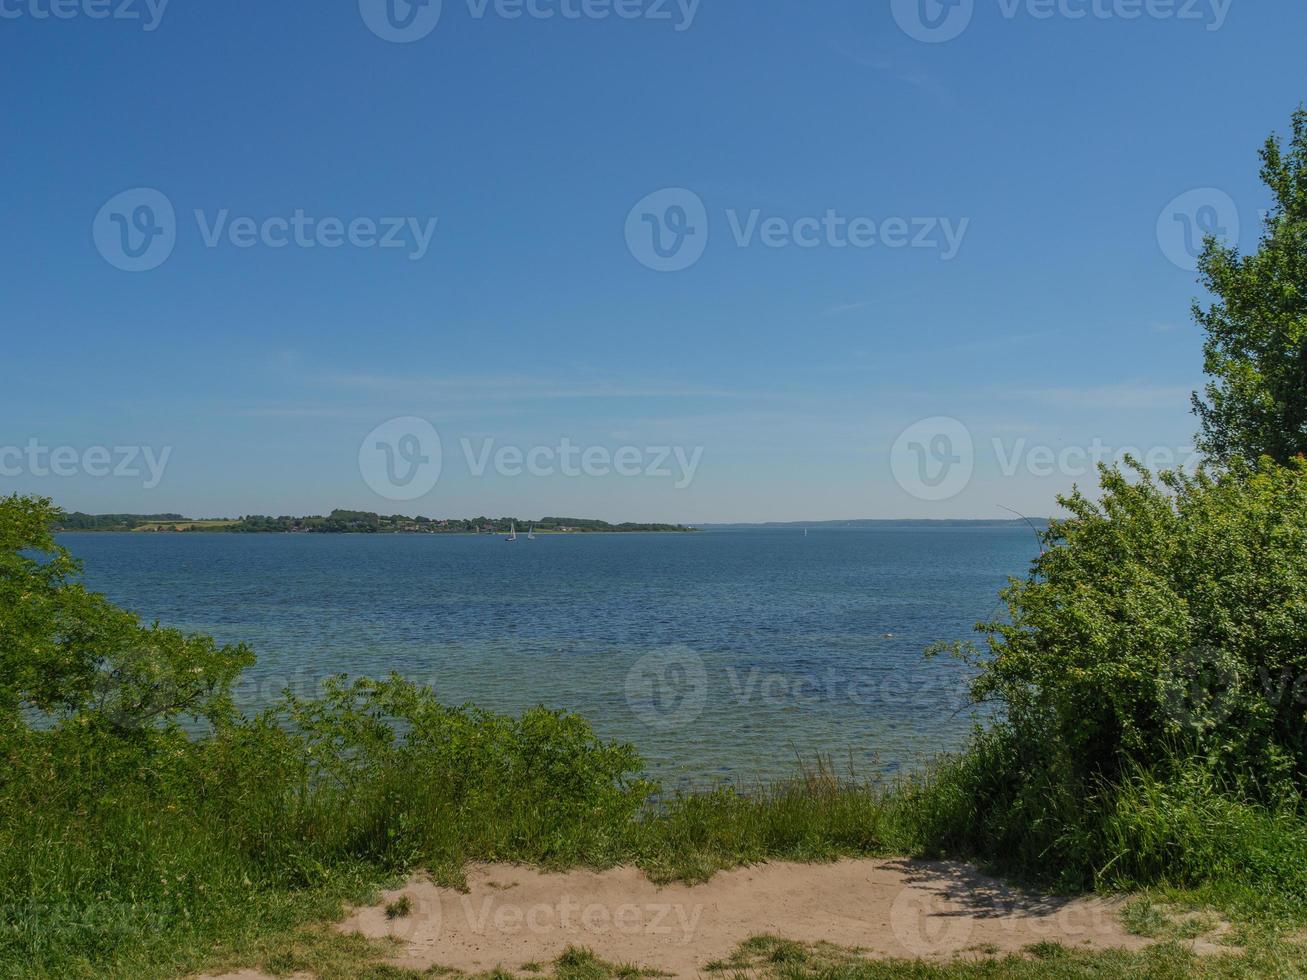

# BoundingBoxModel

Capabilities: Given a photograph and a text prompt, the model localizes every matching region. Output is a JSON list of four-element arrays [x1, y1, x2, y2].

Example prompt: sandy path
[[325, 858, 1147, 976]]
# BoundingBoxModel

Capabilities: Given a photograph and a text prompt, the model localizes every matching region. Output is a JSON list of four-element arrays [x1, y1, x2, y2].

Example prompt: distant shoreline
[[57, 527, 696, 535], [52, 509, 696, 535], [699, 518, 1050, 530], [54, 512, 1047, 534]]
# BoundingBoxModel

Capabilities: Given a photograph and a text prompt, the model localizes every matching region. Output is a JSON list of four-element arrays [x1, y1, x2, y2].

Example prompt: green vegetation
[[54, 512, 188, 531], [700, 934, 1289, 979], [919, 458, 1307, 904], [54, 509, 694, 535], [1193, 107, 1307, 466]]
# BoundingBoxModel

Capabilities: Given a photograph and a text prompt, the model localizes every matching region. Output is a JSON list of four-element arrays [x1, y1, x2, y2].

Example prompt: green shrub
[[0, 494, 254, 731], [910, 458, 1307, 893], [955, 457, 1307, 798]]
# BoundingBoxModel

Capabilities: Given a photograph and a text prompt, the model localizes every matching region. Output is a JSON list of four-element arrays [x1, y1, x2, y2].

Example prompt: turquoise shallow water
[[61, 528, 1035, 785]]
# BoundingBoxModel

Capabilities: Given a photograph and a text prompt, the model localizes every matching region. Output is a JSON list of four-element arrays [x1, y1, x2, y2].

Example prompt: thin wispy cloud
[[828, 42, 954, 109], [1000, 383, 1194, 411], [316, 373, 752, 402]]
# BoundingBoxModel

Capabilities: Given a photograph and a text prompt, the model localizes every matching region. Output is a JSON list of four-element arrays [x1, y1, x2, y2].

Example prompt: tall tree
[[1193, 107, 1307, 465]]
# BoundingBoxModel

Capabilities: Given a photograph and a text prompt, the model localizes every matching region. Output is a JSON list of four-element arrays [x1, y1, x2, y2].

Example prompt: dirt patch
[[331, 858, 1147, 976]]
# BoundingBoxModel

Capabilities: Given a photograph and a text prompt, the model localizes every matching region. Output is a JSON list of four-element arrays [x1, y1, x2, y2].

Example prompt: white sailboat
[[506, 522, 517, 542], [527, 524, 536, 540]]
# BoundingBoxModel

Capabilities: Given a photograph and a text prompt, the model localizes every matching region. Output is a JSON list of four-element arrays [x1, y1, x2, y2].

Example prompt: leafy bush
[[958, 457, 1307, 797], [910, 457, 1307, 892], [0, 494, 254, 730]]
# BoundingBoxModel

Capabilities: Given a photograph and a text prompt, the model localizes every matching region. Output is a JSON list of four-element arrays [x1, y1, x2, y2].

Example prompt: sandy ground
[[201, 858, 1168, 978], [321, 858, 1149, 975]]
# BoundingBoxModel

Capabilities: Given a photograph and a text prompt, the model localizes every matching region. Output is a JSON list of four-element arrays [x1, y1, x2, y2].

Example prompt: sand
[[325, 858, 1148, 975], [201, 857, 1176, 978]]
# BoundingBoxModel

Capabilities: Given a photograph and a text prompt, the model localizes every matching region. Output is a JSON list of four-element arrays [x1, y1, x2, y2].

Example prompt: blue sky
[[1, 0, 1303, 522]]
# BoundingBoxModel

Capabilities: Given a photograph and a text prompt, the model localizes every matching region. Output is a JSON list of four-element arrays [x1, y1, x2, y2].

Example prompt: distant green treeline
[[53, 509, 695, 534]]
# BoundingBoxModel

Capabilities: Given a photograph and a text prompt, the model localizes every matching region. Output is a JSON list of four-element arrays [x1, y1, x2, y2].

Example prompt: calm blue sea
[[59, 528, 1035, 785]]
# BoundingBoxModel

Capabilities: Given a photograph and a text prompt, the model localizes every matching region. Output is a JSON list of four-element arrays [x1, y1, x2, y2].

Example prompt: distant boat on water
[[506, 522, 517, 542], [527, 525, 536, 540]]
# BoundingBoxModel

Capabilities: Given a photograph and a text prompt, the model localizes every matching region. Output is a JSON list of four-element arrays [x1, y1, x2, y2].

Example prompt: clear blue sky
[[2, 0, 1303, 522]]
